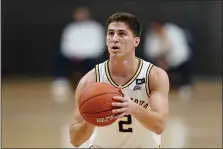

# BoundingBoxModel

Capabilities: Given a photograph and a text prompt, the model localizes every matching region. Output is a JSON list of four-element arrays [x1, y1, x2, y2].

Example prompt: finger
[[112, 107, 127, 114], [112, 102, 123, 107], [118, 84, 122, 90], [114, 112, 127, 119], [118, 85, 126, 97], [113, 96, 126, 102], [112, 101, 128, 108], [118, 85, 124, 96]]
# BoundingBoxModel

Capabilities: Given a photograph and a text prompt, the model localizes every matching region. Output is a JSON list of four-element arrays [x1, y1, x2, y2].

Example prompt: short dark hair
[[105, 12, 142, 37]]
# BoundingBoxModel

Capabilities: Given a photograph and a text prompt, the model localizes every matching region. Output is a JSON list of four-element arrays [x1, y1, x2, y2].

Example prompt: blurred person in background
[[144, 20, 193, 100], [52, 7, 105, 99]]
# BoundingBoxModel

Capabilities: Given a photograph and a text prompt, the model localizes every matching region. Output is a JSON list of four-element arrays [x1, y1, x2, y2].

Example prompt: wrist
[[84, 121, 95, 128], [129, 100, 140, 115]]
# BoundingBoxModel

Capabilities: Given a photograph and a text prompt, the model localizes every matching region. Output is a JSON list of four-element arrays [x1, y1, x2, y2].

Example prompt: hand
[[112, 85, 134, 119]]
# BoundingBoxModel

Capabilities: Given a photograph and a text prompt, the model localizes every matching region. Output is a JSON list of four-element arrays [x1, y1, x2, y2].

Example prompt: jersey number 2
[[118, 115, 133, 132]]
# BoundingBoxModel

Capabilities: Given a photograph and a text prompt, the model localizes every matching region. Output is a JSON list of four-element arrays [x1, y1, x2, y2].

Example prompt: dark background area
[[2, 0, 222, 77]]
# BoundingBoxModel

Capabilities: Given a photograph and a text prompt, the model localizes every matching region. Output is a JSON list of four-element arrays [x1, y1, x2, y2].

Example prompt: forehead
[[107, 22, 132, 32]]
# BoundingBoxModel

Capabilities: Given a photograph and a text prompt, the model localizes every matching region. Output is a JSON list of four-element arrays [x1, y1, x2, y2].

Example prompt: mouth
[[111, 46, 120, 51]]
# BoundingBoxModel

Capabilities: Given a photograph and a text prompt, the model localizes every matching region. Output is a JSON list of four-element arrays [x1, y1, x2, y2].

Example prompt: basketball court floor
[[1, 77, 222, 148]]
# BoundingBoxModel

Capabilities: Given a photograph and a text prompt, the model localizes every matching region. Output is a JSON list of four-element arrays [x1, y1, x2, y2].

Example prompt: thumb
[[118, 85, 126, 97]]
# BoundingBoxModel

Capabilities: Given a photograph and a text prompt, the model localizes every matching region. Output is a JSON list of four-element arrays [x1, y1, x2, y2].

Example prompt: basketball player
[[69, 12, 169, 148]]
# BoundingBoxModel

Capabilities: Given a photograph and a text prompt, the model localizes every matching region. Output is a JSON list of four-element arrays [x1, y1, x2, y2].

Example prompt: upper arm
[[72, 69, 97, 124], [148, 66, 170, 120]]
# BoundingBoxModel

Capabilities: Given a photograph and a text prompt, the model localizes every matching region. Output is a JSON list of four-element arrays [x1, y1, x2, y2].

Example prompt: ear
[[134, 37, 140, 47]]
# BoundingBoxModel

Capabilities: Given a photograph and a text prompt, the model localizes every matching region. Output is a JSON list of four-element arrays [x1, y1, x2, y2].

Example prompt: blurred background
[[2, 0, 222, 148]]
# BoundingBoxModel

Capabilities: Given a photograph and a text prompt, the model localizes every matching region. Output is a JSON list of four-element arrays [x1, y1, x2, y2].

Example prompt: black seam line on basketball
[[80, 92, 121, 108], [81, 108, 114, 114]]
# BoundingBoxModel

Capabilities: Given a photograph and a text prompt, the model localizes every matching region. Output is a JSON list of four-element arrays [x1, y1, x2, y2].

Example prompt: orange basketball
[[79, 82, 121, 127]]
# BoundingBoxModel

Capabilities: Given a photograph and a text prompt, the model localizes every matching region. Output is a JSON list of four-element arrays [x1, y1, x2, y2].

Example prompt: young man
[[69, 12, 169, 148]]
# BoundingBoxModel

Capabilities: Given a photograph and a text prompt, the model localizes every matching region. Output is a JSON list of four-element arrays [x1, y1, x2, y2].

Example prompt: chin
[[109, 50, 121, 55], [110, 53, 125, 59]]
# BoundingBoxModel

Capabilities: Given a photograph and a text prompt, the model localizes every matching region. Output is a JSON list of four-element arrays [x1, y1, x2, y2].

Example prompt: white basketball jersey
[[92, 58, 161, 148]]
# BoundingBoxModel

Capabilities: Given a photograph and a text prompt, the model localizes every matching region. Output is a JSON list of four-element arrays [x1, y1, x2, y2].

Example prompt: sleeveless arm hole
[[145, 63, 154, 98], [95, 64, 100, 82]]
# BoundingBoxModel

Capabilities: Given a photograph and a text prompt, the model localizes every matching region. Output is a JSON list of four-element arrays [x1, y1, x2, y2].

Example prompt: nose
[[111, 33, 119, 43]]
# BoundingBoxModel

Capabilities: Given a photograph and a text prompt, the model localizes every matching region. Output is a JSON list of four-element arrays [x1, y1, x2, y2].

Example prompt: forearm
[[130, 103, 165, 134], [69, 121, 95, 147]]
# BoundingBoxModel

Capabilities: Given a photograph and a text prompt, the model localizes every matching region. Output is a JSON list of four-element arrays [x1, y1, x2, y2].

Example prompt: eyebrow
[[108, 29, 127, 32]]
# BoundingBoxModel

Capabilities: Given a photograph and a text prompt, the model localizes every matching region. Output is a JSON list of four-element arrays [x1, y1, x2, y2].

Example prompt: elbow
[[69, 126, 81, 147], [154, 113, 168, 135], [154, 125, 164, 135], [70, 131, 82, 147], [154, 119, 166, 135], [70, 138, 82, 148]]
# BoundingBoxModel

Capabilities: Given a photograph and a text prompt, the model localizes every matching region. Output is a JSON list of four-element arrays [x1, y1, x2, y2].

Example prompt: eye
[[108, 32, 114, 36], [119, 32, 126, 36]]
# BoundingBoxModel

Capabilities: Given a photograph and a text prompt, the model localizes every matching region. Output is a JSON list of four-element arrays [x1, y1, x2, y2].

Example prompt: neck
[[109, 54, 139, 77]]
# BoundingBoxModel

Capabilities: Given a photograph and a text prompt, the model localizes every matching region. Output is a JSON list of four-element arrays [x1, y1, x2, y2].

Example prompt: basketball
[[78, 82, 121, 127]]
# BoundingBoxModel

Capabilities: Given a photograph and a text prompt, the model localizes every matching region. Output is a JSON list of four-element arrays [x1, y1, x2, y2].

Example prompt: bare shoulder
[[150, 65, 169, 81], [75, 68, 96, 98], [149, 65, 170, 93]]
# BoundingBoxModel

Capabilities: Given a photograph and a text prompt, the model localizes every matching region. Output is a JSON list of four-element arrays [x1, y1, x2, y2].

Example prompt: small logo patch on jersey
[[133, 85, 142, 91], [136, 78, 145, 85]]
